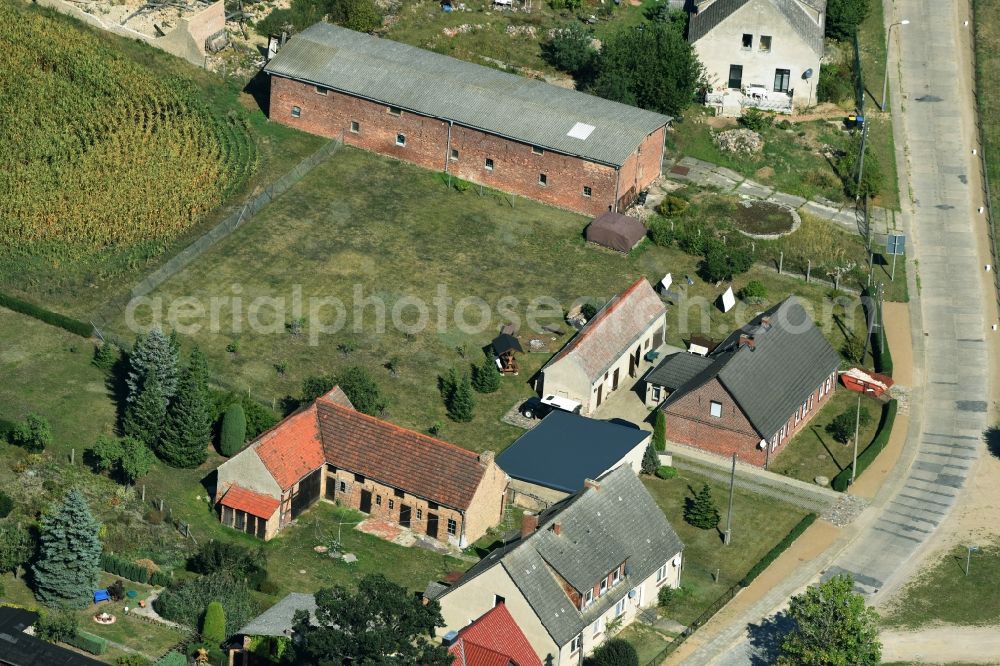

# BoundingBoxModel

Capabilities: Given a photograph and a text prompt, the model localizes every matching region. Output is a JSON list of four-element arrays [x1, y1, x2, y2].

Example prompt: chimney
[[552, 522, 562, 536], [521, 512, 539, 538], [583, 478, 601, 492], [479, 450, 494, 467], [738, 334, 755, 350]]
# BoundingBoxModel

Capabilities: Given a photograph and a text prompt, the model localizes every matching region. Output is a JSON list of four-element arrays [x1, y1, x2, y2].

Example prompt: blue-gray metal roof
[[496, 411, 650, 493], [264, 23, 671, 167]]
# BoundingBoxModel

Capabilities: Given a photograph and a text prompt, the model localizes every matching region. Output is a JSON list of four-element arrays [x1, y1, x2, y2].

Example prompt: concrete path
[[880, 624, 1000, 664], [663, 156, 892, 240], [671, 0, 993, 662]]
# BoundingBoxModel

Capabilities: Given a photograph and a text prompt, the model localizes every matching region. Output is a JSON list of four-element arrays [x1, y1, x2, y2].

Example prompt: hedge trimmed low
[[831, 399, 898, 492], [65, 630, 107, 655], [739, 513, 817, 587], [154, 652, 187, 666], [0, 292, 93, 337], [101, 553, 170, 587]]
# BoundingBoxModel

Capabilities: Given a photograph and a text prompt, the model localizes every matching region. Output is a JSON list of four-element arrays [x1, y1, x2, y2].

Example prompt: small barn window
[[583, 186, 592, 197], [354, 473, 365, 483], [447, 518, 457, 535], [759, 35, 772, 52], [741, 33, 752, 49], [539, 173, 548, 186], [388, 106, 402, 116], [315, 85, 328, 95], [339, 480, 346, 492], [485, 158, 494, 171], [376, 495, 382, 506], [450, 148, 459, 161], [291, 106, 301, 118], [416, 508, 423, 519], [350, 121, 360, 134], [709, 401, 722, 418], [396, 133, 406, 147], [532, 146, 544, 155], [388, 499, 394, 510]]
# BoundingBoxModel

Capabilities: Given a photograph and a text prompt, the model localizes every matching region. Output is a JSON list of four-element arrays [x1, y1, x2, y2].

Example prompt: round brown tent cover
[[585, 211, 646, 253]]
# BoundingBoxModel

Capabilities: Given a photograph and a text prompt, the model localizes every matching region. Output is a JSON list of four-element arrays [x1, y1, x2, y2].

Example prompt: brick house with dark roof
[[215, 387, 508, 546], [538, 278, 666, 414], [649, 296, 841, 467]]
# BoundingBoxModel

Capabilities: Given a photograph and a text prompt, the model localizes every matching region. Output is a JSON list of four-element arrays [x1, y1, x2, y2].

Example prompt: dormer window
[[599, 578, 608, 596], [583, 589, 593, 608], [612, 567, 621, 585]]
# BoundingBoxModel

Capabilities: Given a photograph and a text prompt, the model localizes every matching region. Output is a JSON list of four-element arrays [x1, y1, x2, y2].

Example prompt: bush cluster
[[154, 572, 260, 636], [655, 465, 677, 480], [831, 400, 897, 491], [101, 553, 171, 587], [739, 513, 818, 586], [65, 630, 108, 655], [188, 541, 267, 591]]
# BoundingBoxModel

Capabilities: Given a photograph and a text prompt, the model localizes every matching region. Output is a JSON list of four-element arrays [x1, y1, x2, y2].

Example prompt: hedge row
[[739, 513, 818, 587], [101, 553, 170, 587], [0, 292, 93, 338], [65, 630, 107, 655], [154, 652, 187, 666], [831, 399, 898, 491]]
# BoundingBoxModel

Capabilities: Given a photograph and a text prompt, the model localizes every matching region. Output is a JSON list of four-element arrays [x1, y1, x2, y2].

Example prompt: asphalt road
[[681, 0, 993, 662]]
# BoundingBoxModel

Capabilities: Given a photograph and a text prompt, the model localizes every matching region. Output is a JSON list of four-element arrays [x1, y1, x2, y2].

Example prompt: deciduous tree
[[337, 366, 388, 416], [777, 573, 881, 665], [32, 489, 102, 608], [825, 0, 870, 41], [542, 23, 596, 75], [9, 413, 52, 452]]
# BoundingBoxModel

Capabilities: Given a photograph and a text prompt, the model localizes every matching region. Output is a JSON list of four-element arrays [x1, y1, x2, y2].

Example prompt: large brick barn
[[263, 23, 671, 216]]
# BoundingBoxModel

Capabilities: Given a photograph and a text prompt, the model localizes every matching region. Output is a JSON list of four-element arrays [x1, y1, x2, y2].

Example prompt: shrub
[[739, 107, 774, 132], [66, 630, 107, 655], [700, 242, 753, 282], [153, 652, 187, 666], [831, 401, 897, 491], [655, 465, 677, 480], [155, 572, 259, 636], [257, 579, 281, 595], [329, 0, 382, 32], [738, 280, 768, 304], [740, 513, 818, 585], [684, 484, 720, 529], [542, 23, 595, 75], [657, 585, 675, 607], [188, 541, 267, 591], [827, 407, 872, 444], [93, 342, 119, 371], [580, 302, 599, 320], [116, 656, 152, 666], [586, 638, 638, 666], [837, 136, 885, 199], [219, 403, 247, 457], [108, 579, 126, 601], [817, 63, 854, 105], [0, 490, 13, 519], [841, 334, 865, 363], [9, 413, 52, 452], [826, 0, 870, 41], [647, 217, 675, 247], [202, 600, 226, 644], [0, 292, 92, 337], [35, 611, 78, 643], [471, 355, 501, 394], [655, 194, 689, 217]]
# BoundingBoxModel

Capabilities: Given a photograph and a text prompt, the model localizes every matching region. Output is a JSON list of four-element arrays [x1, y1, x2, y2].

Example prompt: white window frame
[[583, 589, 593, 608], [396, 133, 406, 147], [600, 578, 608, 596], [291, 106, 301, 118], [570, 634, 582, 653], [591, 616, 603, 636], [539, 173, 547, 186], [485, 158, 495, 171], [656, 564, 667, 583], [350, 120, 360, 134], [615, 598, 626, 617], [612, 568, 621, 586], [710, 401, 723, 418]]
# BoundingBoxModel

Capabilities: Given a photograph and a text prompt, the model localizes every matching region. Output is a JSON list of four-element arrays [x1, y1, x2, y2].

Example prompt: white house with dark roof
[[689, 0, 826, 114], [429, 466, 684, 664], [538, 278, 667, 415]]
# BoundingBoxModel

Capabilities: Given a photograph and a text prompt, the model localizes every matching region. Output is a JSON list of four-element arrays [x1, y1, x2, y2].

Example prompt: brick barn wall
[[268, 75, 648, 217], [614, 126, 665, 208]]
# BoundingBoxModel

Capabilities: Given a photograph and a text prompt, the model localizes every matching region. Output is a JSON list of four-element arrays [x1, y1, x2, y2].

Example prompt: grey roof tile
[[645, 352, 715, 391], [265, 23, 671, 167], [236, 593, 317, 637]]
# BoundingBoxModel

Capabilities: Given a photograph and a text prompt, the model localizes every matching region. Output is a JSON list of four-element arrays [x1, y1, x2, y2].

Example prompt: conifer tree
[[159, 367, 210, 468], [126, 328, 179, 402], [219, 403, 247, 457], [123, 368, 168, 447], [471, 356, 501, 394], [32, 489, 102, 608], [202, 600, 226, 645], [447, 372, 476, 422], [641, 442, 659, 475], [684, 483, 721, 530], [188, 347, 210, 400], [653, 410, 666, 451]]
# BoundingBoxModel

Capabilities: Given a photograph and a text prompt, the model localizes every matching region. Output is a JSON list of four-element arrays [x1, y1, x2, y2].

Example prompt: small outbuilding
[[585, 211, 646, 253], [491, 333, 523, 375]]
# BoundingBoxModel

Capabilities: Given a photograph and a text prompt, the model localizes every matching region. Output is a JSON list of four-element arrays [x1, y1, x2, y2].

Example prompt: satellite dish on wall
[[802, 68, 814, 79]]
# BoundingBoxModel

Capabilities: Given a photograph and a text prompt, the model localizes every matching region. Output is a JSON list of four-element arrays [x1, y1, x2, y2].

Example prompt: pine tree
[[653, 410, 666, 451], [32, 489, 102, 609], [159, 367, 210, 468], [220, 403, 247, 457], [447, 372, 476, 422], [126, 328, 179, 403], [684, 483, 721, 530], [123, 368, 168, 447], [188, 347, 210, 400], [641, 442, 659, 475], [471, 356, 501, 394]]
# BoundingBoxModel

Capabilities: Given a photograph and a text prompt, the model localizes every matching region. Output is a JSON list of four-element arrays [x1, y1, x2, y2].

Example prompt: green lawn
[[770, 388, 882, 484], [617, 623, 673, 664], [880, 538, 1000, 628], [667, 111, 852, 203], [974, 0, 1000, 259], [110, 146, 864, 454], [642, 472, 809, 626]]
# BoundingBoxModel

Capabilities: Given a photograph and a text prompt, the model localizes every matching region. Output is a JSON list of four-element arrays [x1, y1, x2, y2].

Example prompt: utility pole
[[724, 453, 736, 545]]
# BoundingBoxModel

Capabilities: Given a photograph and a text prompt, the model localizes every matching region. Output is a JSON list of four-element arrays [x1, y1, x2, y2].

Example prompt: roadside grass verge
[[857, 0, 900, 209]]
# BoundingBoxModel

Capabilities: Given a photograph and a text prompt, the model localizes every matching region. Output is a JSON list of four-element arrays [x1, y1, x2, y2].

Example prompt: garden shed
[[585, 211, 646, 253]]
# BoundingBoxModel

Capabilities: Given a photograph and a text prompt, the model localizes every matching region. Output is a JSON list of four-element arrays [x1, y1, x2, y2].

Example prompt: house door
[[631, 346, 642, 377], [612, 368, 620, 391], [596, 384, 603, 407], [360, 489, 372, 513], [399, 504, 412, 528], [653, 327, 663, 349], [427, 513, 439, 539], [629, 354, 636, 377], [728, 64, 743, 89]]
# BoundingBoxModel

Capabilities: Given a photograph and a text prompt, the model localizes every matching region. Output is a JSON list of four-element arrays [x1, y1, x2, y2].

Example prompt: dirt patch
[[732, 200, 797, 236], [881, 623, 1000, 664], [754, 166, 775, 181], [704, 115, 739, 130]]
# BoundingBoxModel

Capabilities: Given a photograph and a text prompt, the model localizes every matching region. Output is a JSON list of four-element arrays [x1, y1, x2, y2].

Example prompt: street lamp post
[[881, 20, 910, 112]]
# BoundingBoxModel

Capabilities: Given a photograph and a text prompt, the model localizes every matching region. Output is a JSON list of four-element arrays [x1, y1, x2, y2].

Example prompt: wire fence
[[969, 1, 1000, 305]]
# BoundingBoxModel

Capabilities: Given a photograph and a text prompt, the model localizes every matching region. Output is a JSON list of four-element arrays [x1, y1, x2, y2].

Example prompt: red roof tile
[[316, 401, 487, 510], [220, 485, 280, 519], [253, 405, 326, 491], [543, 278, 665, 382], [449, 603, 542, 666]]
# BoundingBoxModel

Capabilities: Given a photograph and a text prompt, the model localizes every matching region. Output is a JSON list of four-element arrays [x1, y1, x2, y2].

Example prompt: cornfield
[[0, 3, 257, 261]]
